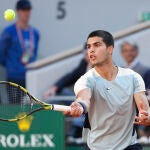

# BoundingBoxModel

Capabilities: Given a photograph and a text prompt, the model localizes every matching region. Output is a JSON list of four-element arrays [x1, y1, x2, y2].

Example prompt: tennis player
[[66, 30, 150, 150]]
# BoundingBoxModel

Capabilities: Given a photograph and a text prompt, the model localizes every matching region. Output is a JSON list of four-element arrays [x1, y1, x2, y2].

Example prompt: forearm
[[134, 91, 150, 113], [75, 88, 91, 112], [134, 91, 150, 126]]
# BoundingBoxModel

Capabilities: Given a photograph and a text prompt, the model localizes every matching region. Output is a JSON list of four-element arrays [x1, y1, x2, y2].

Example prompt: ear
[[108, 46, 114, 55]]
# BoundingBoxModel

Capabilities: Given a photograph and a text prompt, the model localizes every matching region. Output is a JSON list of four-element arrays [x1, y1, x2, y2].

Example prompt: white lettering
[[0, 134, 55, 148], [20, 134, 30, 147], [43, 134, 55, 147], [7, 134, 19, 148], [31, 134, 42, 147], [0, 134, 6, 147]]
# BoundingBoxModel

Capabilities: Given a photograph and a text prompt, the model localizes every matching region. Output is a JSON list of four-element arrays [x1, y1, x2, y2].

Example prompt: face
[[17, 9, 31, 24], [87, 36, 113, 66], [121, 43, 138, 64]]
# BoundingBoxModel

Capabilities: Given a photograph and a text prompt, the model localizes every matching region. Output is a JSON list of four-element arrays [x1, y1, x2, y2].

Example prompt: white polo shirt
[[74, 67, 145, 150]]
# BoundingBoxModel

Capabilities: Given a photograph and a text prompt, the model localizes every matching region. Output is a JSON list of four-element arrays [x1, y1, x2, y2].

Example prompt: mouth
[[89, 55, 96, 61]]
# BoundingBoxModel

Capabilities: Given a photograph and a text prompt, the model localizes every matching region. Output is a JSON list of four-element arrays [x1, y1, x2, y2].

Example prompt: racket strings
[[0, 83, 32, 120]]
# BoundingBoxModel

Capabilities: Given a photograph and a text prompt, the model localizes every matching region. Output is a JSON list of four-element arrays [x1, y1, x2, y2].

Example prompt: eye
[[87, 45, 91, 49], [95, 42, 101, 47]]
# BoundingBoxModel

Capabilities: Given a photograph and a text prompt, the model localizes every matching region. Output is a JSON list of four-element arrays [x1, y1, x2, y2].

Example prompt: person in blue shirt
[[0, 0, 40, 88]]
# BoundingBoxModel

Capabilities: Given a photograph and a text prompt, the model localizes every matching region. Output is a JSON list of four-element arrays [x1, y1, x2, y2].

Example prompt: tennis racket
[[0, 81, 71, 122]]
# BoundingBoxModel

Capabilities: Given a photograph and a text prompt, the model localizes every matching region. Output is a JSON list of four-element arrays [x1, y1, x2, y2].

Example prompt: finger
[[134, 121, 145, 126], [72, 106, 82, 114], [73, 113, 81, 117], [71, 107, 82, 117], [71, 102, 83, 111], [136, 116, 147, 122], [137, 115, 149, 121], [140, 111, 148, 116], [71, 104, 79, 111], [134, 120, 150, 126], [70, 110, 79, 117], [70, 102, 79, 108], [63, 109, 71, 115]]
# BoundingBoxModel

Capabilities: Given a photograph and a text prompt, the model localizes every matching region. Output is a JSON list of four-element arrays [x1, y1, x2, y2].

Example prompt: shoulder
[[118, 67, 139, 75], [78, 68, 98, 82], [2, 23, 16, 33], [83, 68, 95, 77], [0, 24, 16, 40], [118, 67, 143, 81], [74, 69, 94, 94]]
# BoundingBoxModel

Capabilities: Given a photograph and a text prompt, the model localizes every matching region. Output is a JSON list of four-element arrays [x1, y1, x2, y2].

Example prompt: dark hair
[[87, 30, 114, 47], [16, 0, 32, 10]]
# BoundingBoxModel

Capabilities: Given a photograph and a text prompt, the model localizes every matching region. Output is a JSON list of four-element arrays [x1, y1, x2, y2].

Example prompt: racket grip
[[53, 104, 71, 113]]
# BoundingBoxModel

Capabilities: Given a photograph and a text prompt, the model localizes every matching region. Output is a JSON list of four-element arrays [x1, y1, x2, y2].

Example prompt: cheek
[[25, 13, 30, 18], [95, 47, 105, 56], [87, 51, 90, 57], [123, 52, 129, 57]]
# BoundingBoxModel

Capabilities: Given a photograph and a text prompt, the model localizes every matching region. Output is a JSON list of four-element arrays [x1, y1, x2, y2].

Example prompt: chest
[[93, 76, 134, 108]]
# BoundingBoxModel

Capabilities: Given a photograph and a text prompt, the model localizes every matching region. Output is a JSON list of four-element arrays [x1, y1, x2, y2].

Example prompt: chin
[[90, 62, 97, 67]]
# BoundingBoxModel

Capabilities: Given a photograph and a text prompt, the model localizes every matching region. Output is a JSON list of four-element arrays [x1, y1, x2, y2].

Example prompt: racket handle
[[52, 104, 71, 112]]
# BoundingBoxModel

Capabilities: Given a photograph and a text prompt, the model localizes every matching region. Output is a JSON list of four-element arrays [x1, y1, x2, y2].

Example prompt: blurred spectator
[[0, 0, 40, 87], [121, 41, 150, 144], [121, 41, 148, 77], [43, 43, 91, 143], [43, 44, 90, 98]]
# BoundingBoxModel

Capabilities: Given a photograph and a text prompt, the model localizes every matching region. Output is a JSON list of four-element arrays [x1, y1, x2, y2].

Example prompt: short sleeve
[[133, 72, 145, 93], [74, 75, 92, 96]]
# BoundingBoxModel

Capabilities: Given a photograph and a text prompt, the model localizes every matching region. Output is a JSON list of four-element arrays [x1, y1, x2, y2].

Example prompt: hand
[[64, 102, 84, 117], [43, 86, 58, 99], [134, 111, 150, 126]]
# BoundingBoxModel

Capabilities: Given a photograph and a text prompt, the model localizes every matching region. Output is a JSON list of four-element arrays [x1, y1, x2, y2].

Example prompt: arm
[[64, 73, 92, 117], [69, 88, 91, 117], [133, 71, 150, 126], [134, 91, 150, 126]]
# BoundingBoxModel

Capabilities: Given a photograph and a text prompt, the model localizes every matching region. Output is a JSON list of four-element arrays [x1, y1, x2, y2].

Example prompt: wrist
[[77, 101, 87, 114]]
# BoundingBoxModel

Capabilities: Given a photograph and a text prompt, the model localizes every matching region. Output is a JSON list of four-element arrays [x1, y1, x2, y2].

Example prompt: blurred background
[[0, 0, 150, 149]]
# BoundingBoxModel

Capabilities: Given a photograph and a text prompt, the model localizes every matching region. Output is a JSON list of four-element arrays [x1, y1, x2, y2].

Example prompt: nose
[[89, 47, 95, 53]]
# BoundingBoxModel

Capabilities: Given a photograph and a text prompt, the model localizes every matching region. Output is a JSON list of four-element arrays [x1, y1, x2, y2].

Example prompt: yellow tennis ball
[[4, 9, 15, 21]]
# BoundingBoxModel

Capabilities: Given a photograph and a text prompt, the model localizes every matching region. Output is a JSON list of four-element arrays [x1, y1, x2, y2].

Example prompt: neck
[[95, 60, 117, 80], [17, 20, 29, 29]]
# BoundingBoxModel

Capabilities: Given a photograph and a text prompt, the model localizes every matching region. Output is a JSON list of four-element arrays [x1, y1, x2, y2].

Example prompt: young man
[[0, 0, 40, 87], [66, 30, 150, 150]]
